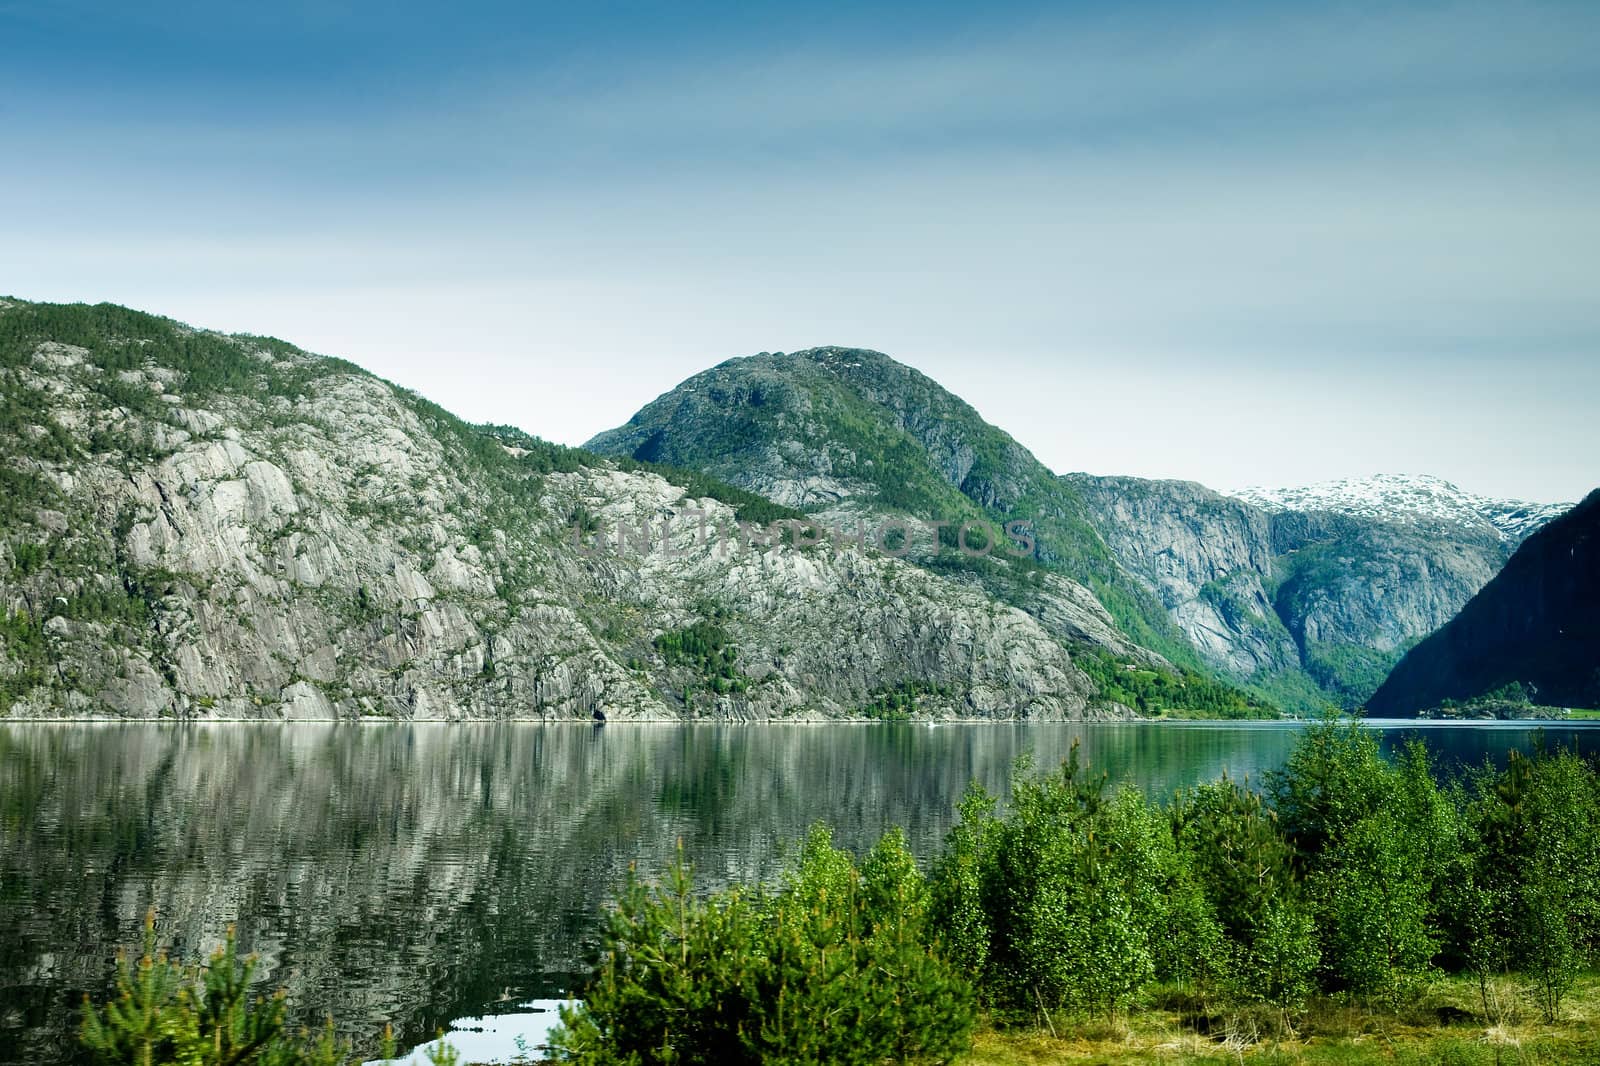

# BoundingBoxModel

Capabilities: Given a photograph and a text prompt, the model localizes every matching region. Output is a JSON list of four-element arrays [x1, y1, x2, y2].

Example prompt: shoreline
[[3, 715, 1597, 726]]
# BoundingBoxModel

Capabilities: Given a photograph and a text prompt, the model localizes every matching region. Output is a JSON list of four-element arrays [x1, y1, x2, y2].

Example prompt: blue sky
[[3, 0, 1597, 501]]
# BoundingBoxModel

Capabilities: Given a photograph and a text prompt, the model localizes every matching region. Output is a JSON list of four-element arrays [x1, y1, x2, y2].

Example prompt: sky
[[2, 0, 1597, 502]]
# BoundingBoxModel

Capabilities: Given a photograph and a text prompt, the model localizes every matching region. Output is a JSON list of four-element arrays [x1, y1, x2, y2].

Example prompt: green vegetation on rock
[[583, 347, 1197, 668], [655, 619, 750, 695], [1077, 652, 1279, 719], [861, 680, 956, 720]]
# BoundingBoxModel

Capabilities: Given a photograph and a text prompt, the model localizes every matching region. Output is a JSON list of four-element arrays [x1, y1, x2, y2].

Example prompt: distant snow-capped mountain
[[1229, 474, 1571, 544]]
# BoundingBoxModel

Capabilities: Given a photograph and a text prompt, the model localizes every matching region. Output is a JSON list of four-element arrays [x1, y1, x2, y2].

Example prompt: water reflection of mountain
[[2, 722, 1594, 1064]]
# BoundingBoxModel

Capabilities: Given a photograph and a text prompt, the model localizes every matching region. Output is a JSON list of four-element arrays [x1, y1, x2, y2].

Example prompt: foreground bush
[[920, 719, 1600, 1027], [79, 915, 447, 1066], [928, 749, 1184, 1020], [1169, 777, 1318, 1009], [1462, 744, 1600, 1021], [548, 827, 975, 1065]]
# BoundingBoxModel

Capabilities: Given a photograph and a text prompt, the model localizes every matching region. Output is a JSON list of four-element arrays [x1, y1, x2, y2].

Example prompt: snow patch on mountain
[[1229, 474, 1570, 543]]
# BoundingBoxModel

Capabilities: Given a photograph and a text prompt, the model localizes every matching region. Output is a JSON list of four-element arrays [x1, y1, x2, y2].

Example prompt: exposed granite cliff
[[0, 302, 1114, 721], [1068, 474, 1540, 707], [1063, 475, 1300, 680]]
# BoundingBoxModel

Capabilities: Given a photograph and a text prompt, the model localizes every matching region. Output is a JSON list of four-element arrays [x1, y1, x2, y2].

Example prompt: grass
[[959, 974, 1600, 1064]]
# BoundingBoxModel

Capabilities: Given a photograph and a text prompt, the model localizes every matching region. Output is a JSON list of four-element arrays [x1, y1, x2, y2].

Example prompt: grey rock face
[[1070, 473, 1546, 706], [0, 303, 1111, 721], [1065, 475, 1298, 677]]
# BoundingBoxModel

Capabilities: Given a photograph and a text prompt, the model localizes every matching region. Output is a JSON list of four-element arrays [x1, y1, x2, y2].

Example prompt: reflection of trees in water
[[3, 722, 1581, 1064]]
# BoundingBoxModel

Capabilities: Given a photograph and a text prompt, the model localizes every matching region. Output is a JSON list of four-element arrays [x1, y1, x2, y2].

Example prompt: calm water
[[2, 720, 1597, 1064]]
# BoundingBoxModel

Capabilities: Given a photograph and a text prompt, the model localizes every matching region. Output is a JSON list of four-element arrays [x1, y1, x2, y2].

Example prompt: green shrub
[[1171, 777, 1316, 1008], [928, 784, 1000, 981], [80, 913, 426, 1066], [550, 828, 975, 1065], [1466, 745, 1600, 1020], [1076, 651, 1279, 719], [934, 747, 1178, 1018], [860, 680, 953, 721], [1266, 712, 1391, 864], [1312, 808, 1439, 1004]]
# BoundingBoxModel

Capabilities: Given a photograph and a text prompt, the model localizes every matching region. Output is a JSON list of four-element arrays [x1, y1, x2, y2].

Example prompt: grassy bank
[[966, 974, 1600, 1063]]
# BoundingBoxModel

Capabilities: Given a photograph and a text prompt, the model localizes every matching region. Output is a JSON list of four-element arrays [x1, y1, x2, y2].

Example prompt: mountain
[[0, 300, 1130, 721], [8, 308, 1565, 721], [589, 351, 1570, 710], [1062, 475, 1303, 685], [1367, 489, 1600, 716], [1068, 473, 1556, 707], [584, 346, 1197, 664]]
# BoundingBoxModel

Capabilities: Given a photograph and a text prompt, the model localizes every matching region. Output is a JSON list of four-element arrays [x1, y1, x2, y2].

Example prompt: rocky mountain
[[588, 350, 1571, 711], [583, 346, 1199, 667], [7, 308, 1565, 720], [0, 300, 1129, 721], [1367, 489, 1600, 716], [1062, 475, 1301, 682], [1067, 473, 1540, 707]]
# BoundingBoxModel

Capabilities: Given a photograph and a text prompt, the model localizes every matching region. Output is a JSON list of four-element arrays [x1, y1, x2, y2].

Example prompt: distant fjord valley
[[1, 297, 1595, 723]]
